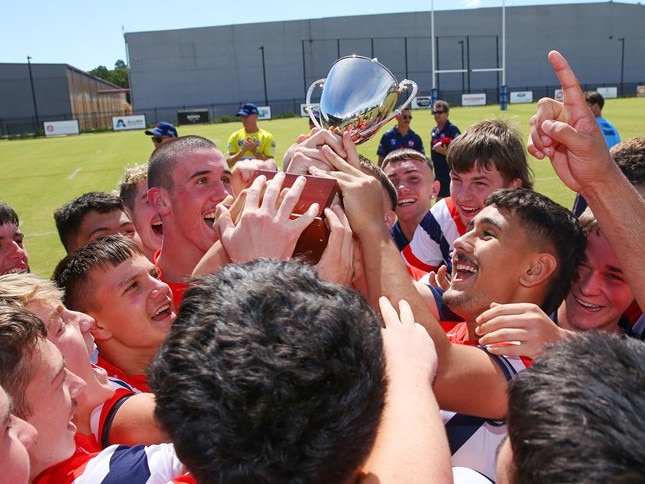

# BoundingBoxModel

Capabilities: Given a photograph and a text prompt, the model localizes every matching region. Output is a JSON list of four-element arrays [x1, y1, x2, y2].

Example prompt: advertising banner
[[44, 120, 80, 137], [177, 110, 209, 125], [411, 96, 432, 109], [257, 106, 272, 120], [596, 87, 618, 99], [113, 115, 146, 131], [510, 91, 533, 104], [462, 93, 486, 107]]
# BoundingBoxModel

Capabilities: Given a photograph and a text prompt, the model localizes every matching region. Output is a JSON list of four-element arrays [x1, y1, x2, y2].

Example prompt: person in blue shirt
[[376, 107, 424, 166], [572, 91, 621, 215], [429, 100, 461, 200]]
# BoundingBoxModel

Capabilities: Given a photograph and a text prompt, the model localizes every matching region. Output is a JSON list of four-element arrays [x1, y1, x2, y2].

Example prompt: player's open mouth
[[451, 253, 478, 281], [575, 296, 603, 312], [151, 302, 174, 322], [203, 209, 217, 227], [151, 218, 163, 236]]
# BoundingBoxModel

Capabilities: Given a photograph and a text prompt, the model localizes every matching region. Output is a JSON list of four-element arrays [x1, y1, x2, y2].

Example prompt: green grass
[[2, 97, 644, 277]]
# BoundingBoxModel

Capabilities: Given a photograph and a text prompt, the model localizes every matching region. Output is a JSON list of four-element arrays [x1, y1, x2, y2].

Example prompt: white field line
[[67, 167, 82, 180]]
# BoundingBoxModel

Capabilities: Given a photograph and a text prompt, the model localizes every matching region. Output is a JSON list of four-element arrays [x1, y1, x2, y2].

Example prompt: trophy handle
[[355, 79, 419, 142], [397, 79, 419, 112], [306, 79, 326, 130]]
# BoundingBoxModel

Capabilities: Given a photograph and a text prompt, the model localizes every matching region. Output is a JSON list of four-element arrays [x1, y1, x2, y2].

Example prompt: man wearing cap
[[226, 103, 276, 168], [376, 107, 425, 166], [145, 122, 178, 147]]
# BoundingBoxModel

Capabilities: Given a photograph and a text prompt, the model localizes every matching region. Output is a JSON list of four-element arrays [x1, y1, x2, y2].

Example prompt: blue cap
[[237, 103, 259, 116], [145, 122, 178, 137]]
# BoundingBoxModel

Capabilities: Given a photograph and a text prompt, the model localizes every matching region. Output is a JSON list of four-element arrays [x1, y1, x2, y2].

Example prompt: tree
[[89, 60, 129, 89]]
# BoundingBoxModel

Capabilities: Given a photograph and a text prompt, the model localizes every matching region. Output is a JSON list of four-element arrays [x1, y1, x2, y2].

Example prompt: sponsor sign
[[510, 91, 533, 104], [411, 96, 432, 109], [177, 110, 209, 125], [637, 86, 645, 97], [257, 106, 272, 120], [596, 87, 618, 99], [44, 120, 80, 137], [554, 89, 564, 101], [112, 115, 146, 131], [300, 103, 319, 117], [461, 93, 486, 107]]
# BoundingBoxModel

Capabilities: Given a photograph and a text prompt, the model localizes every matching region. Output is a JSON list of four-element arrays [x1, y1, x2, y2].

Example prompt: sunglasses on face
[[152, 137, 165, 144], [400, 115, 412, 120], [432, 110, 446, 115]]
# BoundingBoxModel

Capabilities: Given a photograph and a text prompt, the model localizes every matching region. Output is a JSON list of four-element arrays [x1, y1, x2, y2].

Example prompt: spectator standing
[[430, 100, 460, 200], [376, 107, 424, 166], [144, 122, 178, 148], [586, 91, 621, 148], [572, 91, 621, 215], [226, 103, 276, 167]]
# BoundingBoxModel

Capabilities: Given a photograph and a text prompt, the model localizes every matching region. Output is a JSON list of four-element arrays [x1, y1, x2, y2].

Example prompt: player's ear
[[384, 209, 397, 229], [89, 320, 113, 341], [509, 178, 523, 189], [148, 187, 171, 216], [520, 253, 557, 287], [431, 180, 440, 199]]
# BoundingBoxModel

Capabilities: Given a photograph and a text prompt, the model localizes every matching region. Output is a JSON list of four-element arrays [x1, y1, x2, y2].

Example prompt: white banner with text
[[44, 120, 80, 137], [113, 115, 146, 131]]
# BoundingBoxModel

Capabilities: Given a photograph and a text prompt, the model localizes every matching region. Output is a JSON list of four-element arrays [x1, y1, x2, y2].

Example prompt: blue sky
[[2, 1, 639, 71]]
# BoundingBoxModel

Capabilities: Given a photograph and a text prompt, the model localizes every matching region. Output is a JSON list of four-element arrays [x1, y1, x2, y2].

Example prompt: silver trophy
[[306, 55, 418, 144]]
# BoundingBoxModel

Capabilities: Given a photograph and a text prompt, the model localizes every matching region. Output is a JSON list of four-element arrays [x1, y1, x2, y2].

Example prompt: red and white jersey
[[33, 434, 187, 484], [403, 197, 467, 273], [443, 348, 531, 481], [97, 355, 150, 393], [90, 376, 139, 448]]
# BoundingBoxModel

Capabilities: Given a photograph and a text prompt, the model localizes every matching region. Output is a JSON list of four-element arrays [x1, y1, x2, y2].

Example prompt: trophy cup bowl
[[306, 55, 418, 144]]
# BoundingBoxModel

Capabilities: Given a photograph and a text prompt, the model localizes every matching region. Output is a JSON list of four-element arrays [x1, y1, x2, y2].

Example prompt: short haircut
[[359, 155, 397, 211], [0, 201, 19, 226], [149, 259, 386, 484], [433, 99, 450, 113], [52, 235, 144, 313], [448, 118, 534, 189], [584, 90, 605, 110], [54, 191, 126, 253], [117, 163, 148, 211], [612, 137, 645, 188], [578, 207, 600, 237], [382, 147, 434, 173], [485, 188, 585, 315], [0, 273, 63, 310], [0, 306, 47, 419], [148, 135, 218, 191], [507, 331, 645, 483]]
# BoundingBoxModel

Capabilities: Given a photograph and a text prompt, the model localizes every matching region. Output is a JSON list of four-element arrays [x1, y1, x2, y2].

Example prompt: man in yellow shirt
[[226, 103, 276, 168]]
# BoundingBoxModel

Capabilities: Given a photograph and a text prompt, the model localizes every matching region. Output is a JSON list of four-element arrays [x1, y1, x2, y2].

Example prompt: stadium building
[[1, 2, 642, 134], [124, 1, 644, 122], [0, 63, 129, 135]]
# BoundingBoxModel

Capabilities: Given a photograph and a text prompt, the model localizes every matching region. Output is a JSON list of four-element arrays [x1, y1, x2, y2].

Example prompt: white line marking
[[67, 168, 82, 180]]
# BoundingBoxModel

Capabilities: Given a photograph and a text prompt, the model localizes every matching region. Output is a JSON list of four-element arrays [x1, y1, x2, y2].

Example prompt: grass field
[[2, 97, 644, 277]]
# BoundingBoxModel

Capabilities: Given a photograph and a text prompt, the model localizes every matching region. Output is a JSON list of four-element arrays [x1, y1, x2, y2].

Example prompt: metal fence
[[3, 81, 642, 137]]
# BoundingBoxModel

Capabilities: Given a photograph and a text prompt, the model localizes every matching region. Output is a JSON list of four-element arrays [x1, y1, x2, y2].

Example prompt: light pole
[[457, 40, 465, 94], [27, 56, 40, 131], [259, 46, 268, 106], [618, 37, 625, 95]]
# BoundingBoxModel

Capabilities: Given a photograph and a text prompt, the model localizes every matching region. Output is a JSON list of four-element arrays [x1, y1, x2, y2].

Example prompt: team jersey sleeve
[[75, 443, 185, 484], [403, 211, 446, 271]]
